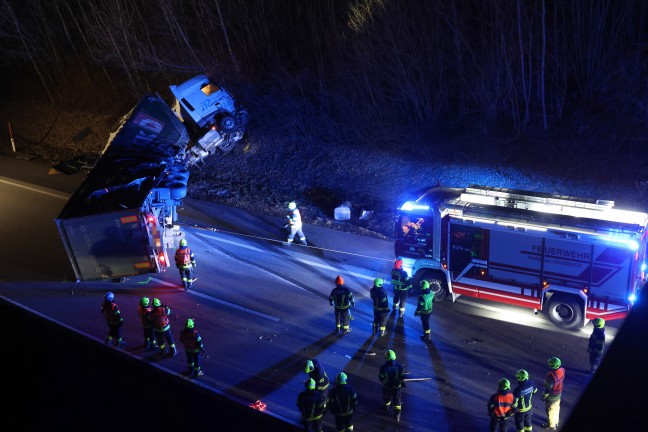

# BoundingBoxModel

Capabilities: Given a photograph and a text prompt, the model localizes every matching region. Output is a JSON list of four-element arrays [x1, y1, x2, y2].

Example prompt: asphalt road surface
[[0, 155, 620, 431]]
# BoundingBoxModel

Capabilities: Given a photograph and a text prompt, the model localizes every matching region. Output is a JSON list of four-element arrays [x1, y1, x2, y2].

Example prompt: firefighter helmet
[[153, 298, 161, 307], [336, 372, 348, 385], [304, 360, 314, 373], [420, 280, 430, 290], [394, 259, 403, 269], [288, 202, 297, 210], [548, 357, 561, 369], [305, 378, 316, 390], [592, 318, 605, 328], [179, 239, 188, 247], [105, 292, 114, 302], [140, 297, 150, 307], [516, 369, 529, 382], [335, 275, 344, 286], [385, 349, 396, 361], [374, 278, 384, 288], [498, 378, 511, 390], [185, 318, 195, 329]]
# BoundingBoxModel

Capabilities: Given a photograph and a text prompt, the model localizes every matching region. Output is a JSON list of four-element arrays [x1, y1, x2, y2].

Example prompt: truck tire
[[420, 273, 448, 302], [219, 138, 237, 154], [219, 115, 237, 133], [545, 295, 583, 330]]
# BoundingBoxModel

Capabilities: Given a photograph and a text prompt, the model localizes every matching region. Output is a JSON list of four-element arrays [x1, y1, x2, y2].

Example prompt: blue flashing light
[[628, 240, 639, 251], [642, 262, 647, 272], [400, 201, 430, 212], [629, 293, 637, 303]]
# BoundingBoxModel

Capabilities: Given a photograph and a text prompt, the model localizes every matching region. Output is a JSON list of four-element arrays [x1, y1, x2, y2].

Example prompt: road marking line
[[150, 277, 280, 322], [195, 231, 266, 253], [0, 176, 69, 200], [293, 258, 382, 282]]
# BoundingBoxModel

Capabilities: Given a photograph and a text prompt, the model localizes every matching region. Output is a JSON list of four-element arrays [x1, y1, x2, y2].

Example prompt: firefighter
[[487, 378, 515, 432], [328, 372, 358, 432], [414, 280, 435, 342], [329, 276, 355, 333], [180, 318, 205, 378], [587, 318, 606, 373], [370, 278, 390, 337], [100, 292, 124, 347], [541, 357, 565, 430], [379, 349, 405, 422], [304, 359, 330, 394], [174, 238, 196, 291], [297, 378, 327, 432], [512, 369, 538, 432], [150, 298, 177, 358], [390, 259, 412, 318], [285, 201, 307, 246], [137, 297, 157, 350]]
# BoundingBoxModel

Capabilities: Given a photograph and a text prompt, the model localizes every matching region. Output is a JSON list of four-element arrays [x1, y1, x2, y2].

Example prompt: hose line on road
[[178, 222, 393, 262]]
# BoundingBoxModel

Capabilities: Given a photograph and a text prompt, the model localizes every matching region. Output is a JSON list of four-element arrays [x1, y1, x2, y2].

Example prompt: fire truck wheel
[[421, 275, 447, 302], [546, 295, 583, 330]]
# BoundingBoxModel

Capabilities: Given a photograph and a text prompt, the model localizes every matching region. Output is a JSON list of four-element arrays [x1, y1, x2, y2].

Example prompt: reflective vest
[[180, 328, 202, 353], [545, 368, 565, 399], [288, 209, 302, 229], [175, 247, 193, 268], [101, 301, 122, 325], [150, 306, 170, 331], [416, 291, 434, 315], [391, 268, 411, 291], [379, 361, 404, 389], [489, 390, 514, 417], [297, 390, 327, 421], [308, 360, 330, 391], [138, 305, 153, 328]]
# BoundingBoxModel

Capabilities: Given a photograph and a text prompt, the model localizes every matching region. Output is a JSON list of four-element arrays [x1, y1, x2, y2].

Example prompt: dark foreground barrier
[[2, 299, 301, 432]]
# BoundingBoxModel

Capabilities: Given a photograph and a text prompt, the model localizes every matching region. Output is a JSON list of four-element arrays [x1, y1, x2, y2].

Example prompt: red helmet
[[335, 275, 344, 285], [394, 259, 403, 269]]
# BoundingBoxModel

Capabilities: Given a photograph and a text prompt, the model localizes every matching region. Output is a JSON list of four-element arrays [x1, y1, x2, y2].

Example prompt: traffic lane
[[176, 226, 597, 430], [0, 175, 76, 281], [0, 155, 85, 195]]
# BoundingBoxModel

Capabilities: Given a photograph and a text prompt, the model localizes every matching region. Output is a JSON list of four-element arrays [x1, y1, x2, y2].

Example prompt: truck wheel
[[219, 138, 237, 154], [545, 295, 583, 330], [420, 273, 448, 302], [219, 115, 237, 133]]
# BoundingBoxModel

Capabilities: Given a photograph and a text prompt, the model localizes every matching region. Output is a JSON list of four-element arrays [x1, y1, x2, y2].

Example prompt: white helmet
[[288, 202, 297, 210]]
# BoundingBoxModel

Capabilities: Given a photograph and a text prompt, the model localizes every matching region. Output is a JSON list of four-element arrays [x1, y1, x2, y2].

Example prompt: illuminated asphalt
[[0, 155, 617, 431]]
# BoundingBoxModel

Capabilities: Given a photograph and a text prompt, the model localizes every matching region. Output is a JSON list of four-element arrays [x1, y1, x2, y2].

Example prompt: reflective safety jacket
[[101, 301, 123, 325], [329, 285, 354, 310], [513, 380, 538, 413], [174, 246, 195, 269], [297, 389, 327, 422], [370, 286, 390, 312], [150, 305, 171, 331], [415, 291, 435, 316], [328, 383, 358, 417], [488, 389, 514, 417], [544, 367, 565, 401], [587, 327, 606, 355], [391, 268, 412, 291], [308, 359, 330, 391], [138, 305, 153, 328], [379, 360, 405, 390], [180, 328, 204, 353], [288, 208, 303, 229]]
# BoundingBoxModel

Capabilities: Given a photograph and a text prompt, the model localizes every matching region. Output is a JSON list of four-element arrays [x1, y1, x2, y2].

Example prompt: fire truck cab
[[395, 185, 648, 329]]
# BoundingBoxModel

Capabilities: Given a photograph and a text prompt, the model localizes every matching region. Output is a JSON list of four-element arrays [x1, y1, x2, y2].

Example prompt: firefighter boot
[[395, 409, 401, 422], [170, 344, 177, 357], [420, 332, 431, 342], [372, 324, 378, 335], [380, 328, 386, 337]]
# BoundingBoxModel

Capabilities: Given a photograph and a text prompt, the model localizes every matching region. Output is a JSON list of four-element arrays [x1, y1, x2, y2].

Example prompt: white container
[[334, 205, 351, 221]]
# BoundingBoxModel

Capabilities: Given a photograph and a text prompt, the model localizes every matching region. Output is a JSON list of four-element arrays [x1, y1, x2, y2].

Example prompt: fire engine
[[395, 185, 648, 329]]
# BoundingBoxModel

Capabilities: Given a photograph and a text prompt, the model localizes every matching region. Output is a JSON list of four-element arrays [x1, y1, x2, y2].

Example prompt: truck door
[[448, 223, 488, 280], [395, 214, 433, 258]]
